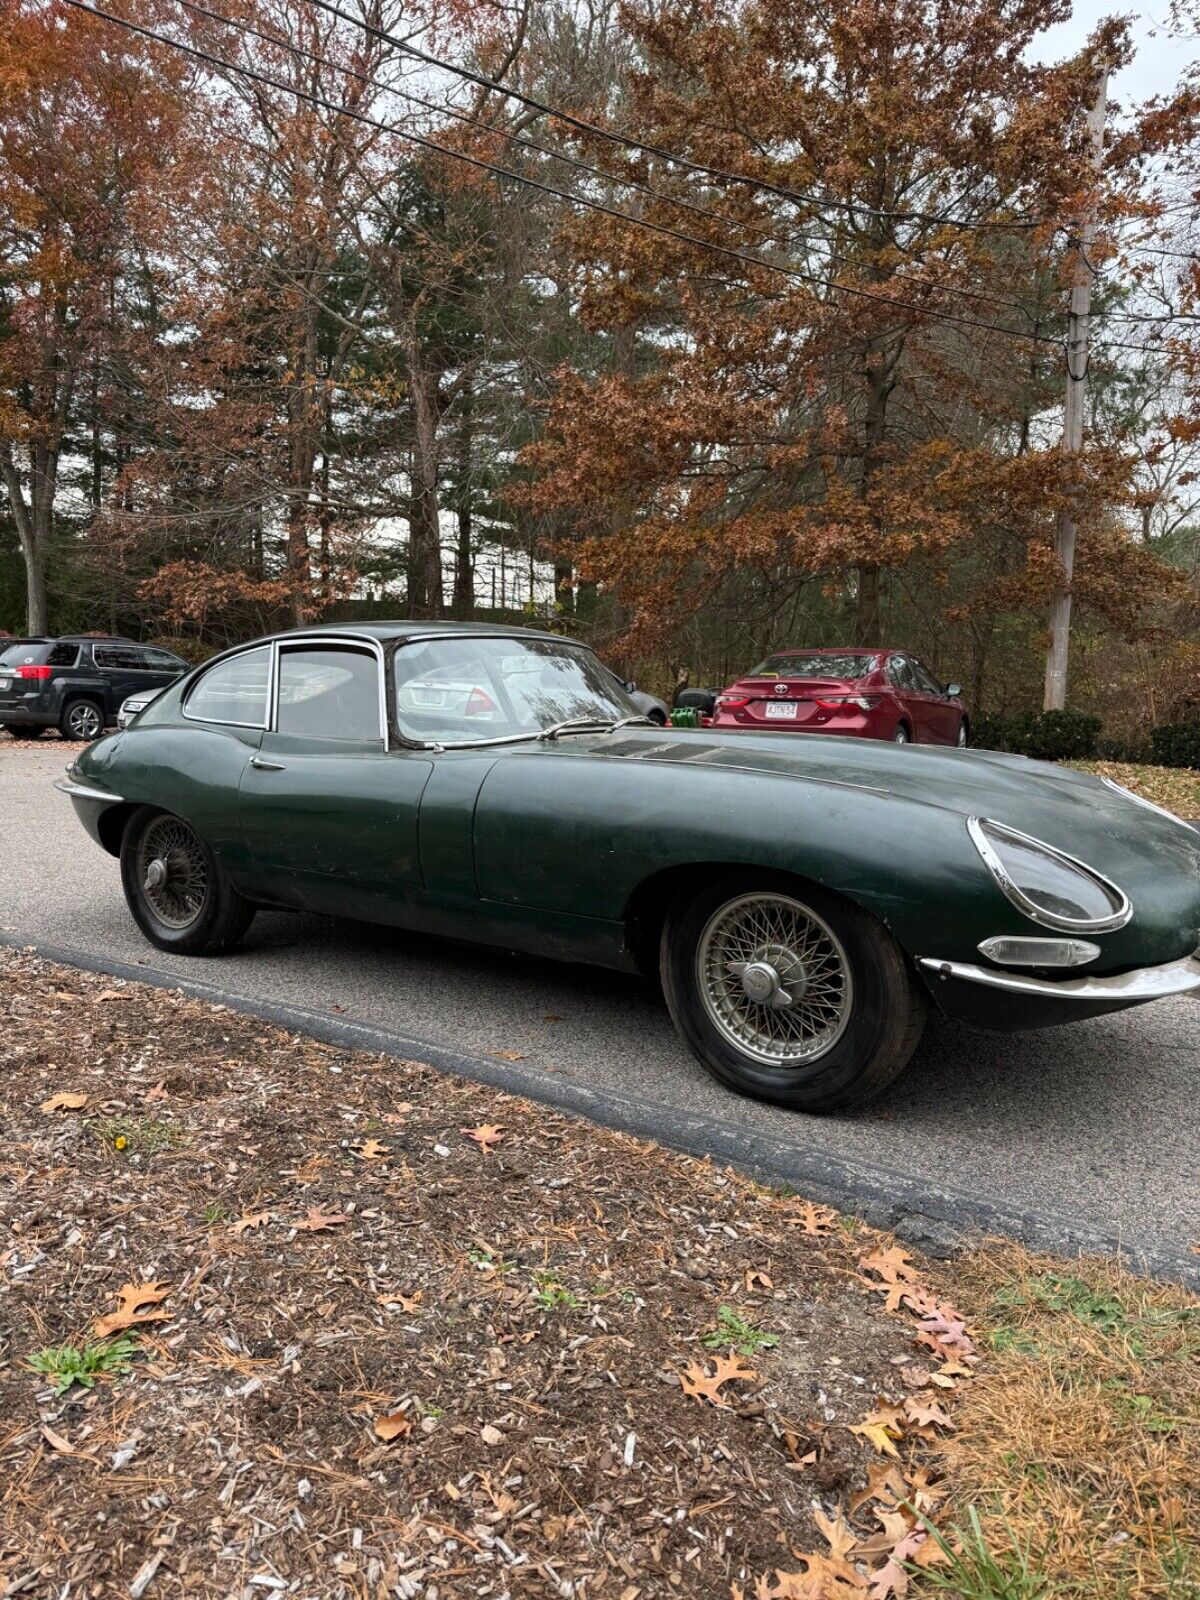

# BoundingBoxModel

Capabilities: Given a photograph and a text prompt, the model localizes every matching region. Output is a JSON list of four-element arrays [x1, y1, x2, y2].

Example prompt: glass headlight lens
[[968, 818, 1131, 932]]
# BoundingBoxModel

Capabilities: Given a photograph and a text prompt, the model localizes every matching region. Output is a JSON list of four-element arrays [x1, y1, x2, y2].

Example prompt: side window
[[184, 645, 271, 727], [889, 656, 916, 691], [46, 643, 80, 668], [275, 646, 381, 742], [913, 661, 944, 696], [94, 645, 142, 670], [143, 649, 183, 672]]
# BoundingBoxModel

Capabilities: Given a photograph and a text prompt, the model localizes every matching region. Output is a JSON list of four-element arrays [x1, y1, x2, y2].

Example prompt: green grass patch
[[26, 1334, 141, 1394]]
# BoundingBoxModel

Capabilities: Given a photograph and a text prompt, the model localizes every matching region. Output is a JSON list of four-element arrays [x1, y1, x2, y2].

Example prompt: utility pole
[[1043, 65, 1108, 712]]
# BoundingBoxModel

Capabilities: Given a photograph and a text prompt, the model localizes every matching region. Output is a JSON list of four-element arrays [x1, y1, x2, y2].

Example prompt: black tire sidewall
[[661, 873, 923, 1112], [60, 699, 104, 742], [120, 806, 249, 955]]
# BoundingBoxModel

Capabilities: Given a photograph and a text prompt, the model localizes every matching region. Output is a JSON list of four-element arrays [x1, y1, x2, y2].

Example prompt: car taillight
[[15, 665, 52, 680], [465, 687, 496, 717], [814, 695, 879, 710], [716, 695, 750, 708]]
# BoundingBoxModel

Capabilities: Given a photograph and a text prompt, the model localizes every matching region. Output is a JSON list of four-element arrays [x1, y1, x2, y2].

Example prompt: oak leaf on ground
[[793, 1202, 838, 1236], [373, 1412, 411, 1442], [94, 1280, 172, 1338], [849, 1404, 906, 1457], [462, 1123, 506, 1153], [354, 1138, 388, 1161], [679, 1353, 758, 1407], [229, 1210, 271, 1236], [859, 1246, 920, 1285], [293, 1206, 348, 1232]]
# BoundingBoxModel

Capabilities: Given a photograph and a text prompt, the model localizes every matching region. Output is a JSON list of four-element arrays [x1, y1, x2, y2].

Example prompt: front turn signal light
[[977, 935, 1101, 968]]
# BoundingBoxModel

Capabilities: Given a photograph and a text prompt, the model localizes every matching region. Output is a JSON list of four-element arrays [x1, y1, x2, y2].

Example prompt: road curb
[[4, 930, 1197, 1289]]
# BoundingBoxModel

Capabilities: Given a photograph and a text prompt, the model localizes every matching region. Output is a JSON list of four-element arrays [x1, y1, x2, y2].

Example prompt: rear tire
[[60, 698, 104, 742], [120, 806, 255, 955], [892, 724, 910, 744], [660, 873, 925, 1112], [3, 724, 43, 740]]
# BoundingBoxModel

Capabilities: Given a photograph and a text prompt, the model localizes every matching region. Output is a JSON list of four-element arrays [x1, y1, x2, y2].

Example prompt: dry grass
[[1068, 760, 1200, 818], [924, 1245, 1199, 1599]]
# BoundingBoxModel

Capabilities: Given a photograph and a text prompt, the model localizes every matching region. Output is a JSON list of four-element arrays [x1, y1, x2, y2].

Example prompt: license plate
[[764, 701, 798, 720]]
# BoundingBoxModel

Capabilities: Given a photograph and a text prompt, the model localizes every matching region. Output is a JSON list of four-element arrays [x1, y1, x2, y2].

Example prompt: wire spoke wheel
[[697, 892, 852, 1069], [136, 815, 209, 930]]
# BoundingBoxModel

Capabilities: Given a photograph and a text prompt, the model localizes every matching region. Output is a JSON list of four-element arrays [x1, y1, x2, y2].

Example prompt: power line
[[64, 0, 1070, 350], [297, 0, 1047, 236], [171, 0, 1053, 326]]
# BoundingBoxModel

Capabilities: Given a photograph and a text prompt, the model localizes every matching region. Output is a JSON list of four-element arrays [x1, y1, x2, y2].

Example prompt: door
[[237, 639, 433, 918], [910, 658, 961, 744], [91, 643, 147, 717], [886, 655, 925, 739]]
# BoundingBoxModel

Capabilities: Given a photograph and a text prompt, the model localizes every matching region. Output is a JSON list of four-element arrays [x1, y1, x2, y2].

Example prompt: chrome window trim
[[966, 815, 1133, 934], [270, 634, 388, 744], [181, 642, 273, 730]]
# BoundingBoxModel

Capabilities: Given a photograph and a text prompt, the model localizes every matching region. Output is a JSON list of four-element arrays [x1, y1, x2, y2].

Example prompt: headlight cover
[[967, 817, 1132, 933]]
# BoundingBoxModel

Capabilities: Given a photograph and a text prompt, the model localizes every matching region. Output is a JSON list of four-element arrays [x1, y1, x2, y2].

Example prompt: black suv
[[0, 635, 188, 741]]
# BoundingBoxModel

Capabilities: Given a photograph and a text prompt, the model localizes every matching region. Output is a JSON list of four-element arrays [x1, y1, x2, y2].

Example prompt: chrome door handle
[[249, 754, 286, 771]]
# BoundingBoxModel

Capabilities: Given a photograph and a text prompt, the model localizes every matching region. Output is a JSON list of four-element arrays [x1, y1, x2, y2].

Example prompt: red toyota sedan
[[709, 648, 969, 745]]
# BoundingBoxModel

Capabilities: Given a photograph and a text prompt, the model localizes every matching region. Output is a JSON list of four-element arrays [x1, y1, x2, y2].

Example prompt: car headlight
[[967, 816, 1132, 933]]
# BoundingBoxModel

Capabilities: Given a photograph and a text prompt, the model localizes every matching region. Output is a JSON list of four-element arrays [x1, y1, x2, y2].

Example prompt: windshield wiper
[[610, 715, 657, 731], [538, 717, 617, 741]]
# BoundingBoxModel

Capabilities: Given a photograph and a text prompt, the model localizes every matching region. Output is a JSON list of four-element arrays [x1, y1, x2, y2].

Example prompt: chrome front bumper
[[919, 952, 1200, 1002], [54, 776, 124, 804]]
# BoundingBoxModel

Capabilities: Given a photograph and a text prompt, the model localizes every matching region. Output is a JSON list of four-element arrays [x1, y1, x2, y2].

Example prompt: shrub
[[972, 710, 1101, 761], [1150, 721, 1200, 769]]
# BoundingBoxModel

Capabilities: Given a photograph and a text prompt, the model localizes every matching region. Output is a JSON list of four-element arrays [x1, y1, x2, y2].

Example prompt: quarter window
[[184, 645, 271, 727], [275, 646, 381, 741], [46, 643, 80, 667]]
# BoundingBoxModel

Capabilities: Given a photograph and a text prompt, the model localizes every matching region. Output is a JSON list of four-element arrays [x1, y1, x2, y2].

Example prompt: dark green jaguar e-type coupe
[[57, 622, 1200, 1111]]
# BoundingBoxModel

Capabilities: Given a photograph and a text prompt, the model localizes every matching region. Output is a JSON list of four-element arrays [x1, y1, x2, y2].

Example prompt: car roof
[[277, 620, 576, 647], [767, 646, 887, 655]]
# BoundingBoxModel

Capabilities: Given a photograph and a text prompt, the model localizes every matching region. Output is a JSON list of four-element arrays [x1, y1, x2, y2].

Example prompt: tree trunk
[[451, 382, 475, 619], [854, 343, 894, 649], [2, 444, 52, 635], [404, 317, 445, 621]]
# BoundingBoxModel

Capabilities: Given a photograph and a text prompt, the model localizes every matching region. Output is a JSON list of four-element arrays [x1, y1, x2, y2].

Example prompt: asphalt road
[[3, 739, 1197, 1279]]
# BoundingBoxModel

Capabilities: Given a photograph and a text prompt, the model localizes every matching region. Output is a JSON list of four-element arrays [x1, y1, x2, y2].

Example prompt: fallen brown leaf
[[94, 1280, 172, 1338], [373, 1412, 411, 1442], [679, 1353, 758, 1408], [462, 1123, 506, 1153], [293, 1206, 348, 1232], [40, 1092, 87, 1113], [95, 989, 129, 1003], [228, 1210, 271, 1236], [354, 1138, 388, 1161], [489, 1049, 525, 1061], [377, 1290, 422, 1313], [793, 1201, 838, 1237]]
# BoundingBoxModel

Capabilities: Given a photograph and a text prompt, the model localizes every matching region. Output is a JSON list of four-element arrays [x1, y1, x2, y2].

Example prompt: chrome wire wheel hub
[[698, 893, 852, 1067], [137, 817, 208, 930]]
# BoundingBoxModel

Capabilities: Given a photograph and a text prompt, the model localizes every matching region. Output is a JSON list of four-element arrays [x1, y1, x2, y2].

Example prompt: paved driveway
[[3, 739, 1197, 1279]]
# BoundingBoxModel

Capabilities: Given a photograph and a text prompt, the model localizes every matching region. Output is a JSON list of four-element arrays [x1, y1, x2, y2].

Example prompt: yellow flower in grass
[[114, 1135, 127, 1151]]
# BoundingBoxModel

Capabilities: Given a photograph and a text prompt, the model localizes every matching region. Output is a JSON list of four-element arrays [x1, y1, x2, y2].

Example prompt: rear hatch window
[[0, 641, 79, 668]]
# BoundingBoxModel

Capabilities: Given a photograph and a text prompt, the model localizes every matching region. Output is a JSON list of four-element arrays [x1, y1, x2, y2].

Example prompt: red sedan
[[708, 648, 968, 745]]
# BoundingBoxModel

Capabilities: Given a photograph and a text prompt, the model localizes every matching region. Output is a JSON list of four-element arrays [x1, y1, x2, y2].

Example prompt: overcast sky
[[1031, 3, 1197, 108]]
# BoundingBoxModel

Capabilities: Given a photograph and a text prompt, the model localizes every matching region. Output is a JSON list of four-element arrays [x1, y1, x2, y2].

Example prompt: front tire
[[120, 807, 255, 955], [660, 874, 925, 1112]]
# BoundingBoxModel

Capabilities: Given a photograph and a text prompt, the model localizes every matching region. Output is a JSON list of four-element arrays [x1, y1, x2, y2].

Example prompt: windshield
[[748, 652, 880, 679], [393, 636, 636, 745]]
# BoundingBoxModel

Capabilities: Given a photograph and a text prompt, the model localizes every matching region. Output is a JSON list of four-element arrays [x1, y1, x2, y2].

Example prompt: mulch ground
[[1, 949, 977, 1600]]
